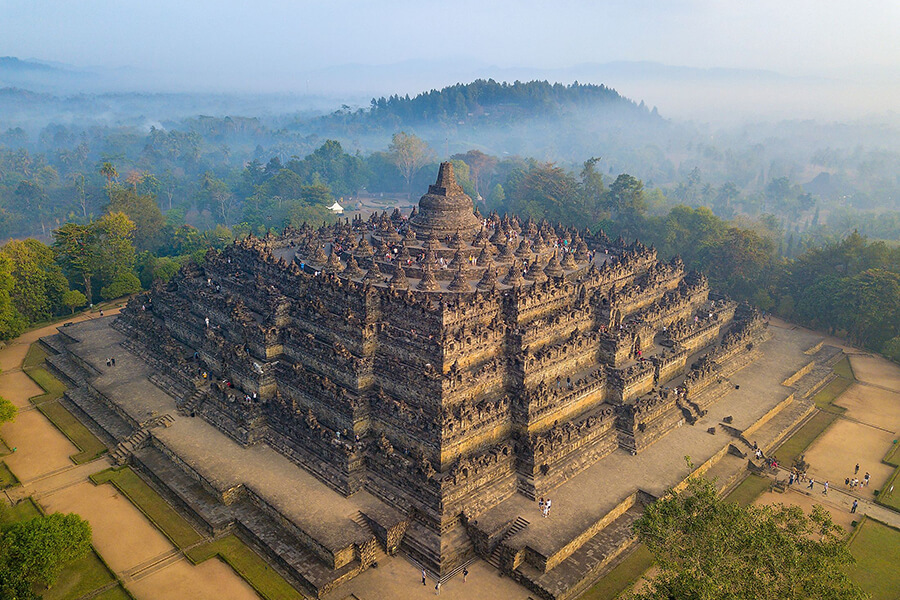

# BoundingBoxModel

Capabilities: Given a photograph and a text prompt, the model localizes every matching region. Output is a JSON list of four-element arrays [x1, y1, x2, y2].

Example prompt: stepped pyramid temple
[[42, 163, 844, 599]]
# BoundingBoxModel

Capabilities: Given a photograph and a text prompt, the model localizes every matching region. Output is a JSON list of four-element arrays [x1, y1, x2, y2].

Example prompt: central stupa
[[408, 162, 482, 241]]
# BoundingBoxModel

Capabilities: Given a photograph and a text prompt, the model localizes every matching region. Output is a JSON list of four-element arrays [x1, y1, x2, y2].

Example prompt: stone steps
[[38, 333, 67, 356], [513, 505, 643, 600], [132, 445, 233, 533], [487, 516, 530, 569], [45, 352, 86, 387], [61, 387, 133, 445], [400, 520, 442, 575], [233, 498, 364, 598], [111, 429, 151, 465]]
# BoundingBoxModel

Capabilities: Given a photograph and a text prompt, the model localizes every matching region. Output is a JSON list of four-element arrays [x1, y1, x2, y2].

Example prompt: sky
[[1, 0, 898, 119], [4, 1, 897, 76]]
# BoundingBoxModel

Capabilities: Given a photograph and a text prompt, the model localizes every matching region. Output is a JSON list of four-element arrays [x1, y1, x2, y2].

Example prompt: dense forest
[[0, 79, 898, 360]]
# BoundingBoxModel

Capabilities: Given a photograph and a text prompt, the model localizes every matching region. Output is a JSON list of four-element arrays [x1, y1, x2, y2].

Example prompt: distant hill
[[0, 57, 60, 73], [319, 79, 658, 130]]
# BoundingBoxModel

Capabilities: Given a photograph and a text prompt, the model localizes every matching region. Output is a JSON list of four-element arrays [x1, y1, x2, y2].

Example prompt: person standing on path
[[422, 570, 427, 586], [864, 472, 870, 487], [823, 481, 829, 495], [463, 567, 468, 583], [855, 463, 860, 475], [851, 499, 858, 513], [435, 581, 441, 595], [545, 498, 552, 517]]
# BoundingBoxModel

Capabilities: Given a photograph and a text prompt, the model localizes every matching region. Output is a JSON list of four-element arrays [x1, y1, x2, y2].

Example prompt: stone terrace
[[470, 322, 825, 598]]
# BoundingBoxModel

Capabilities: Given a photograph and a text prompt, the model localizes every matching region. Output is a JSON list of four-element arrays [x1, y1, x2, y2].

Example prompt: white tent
[[328, 201, 344, 214]]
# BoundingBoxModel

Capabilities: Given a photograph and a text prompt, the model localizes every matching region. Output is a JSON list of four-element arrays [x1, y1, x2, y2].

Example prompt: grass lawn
[[877, 442, 900, 512], [0, 496, 123, 600], [36, 399, 108, 463], [0, 497, 42, 525], [812, 375, 853, 412], [0, 460, 19, 488], [91, 467, 203, 549], [22, 342, 49, 370], [774, 411, 840, 466], [91, 585, 136, 600], [26, 365, 67, 404], [832, 356, 855, 381], [579, 544, 653, 600], [847, 518, 900, 600], [187, 535, 306, 600], [723, 474, 771, 506], [35, 549, 117, 600]]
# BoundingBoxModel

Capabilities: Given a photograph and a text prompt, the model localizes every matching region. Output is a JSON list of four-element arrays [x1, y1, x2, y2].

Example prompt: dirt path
[[751, 324, 900, 532], [0, 316, 261, 600]]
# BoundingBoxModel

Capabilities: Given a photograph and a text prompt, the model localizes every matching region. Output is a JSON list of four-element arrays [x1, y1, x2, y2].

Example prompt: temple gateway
[[42, 163, 840, 599]]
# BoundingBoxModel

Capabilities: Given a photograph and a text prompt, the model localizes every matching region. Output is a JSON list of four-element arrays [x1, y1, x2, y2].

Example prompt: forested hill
[[327, 79, 658, 127]]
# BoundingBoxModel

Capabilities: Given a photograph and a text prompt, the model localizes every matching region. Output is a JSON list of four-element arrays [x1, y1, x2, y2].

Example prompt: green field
[[848, 518, 900, 600], [22, 342, 49, 370], [36, 399, 108, 463], [877, 441, 900, 512], [91, 466, 204, 549], [0, 460, 19, 488], [723, 474, 771, 506], [0, 496, 123, 600], [579, 544, 653, 600], [0, 497, 42, 525], [91, 585, 136, 600], [26, 365, 67, 404], [35, 550, 118, 600], [187, 535, 307, 600], [774, 411, 840, 466]]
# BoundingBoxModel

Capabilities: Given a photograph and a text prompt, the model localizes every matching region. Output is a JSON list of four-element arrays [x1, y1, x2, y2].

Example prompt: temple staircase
[[486, 516, 530, 569], [180, 387, 209, 416], [110, 413, 175, 465]]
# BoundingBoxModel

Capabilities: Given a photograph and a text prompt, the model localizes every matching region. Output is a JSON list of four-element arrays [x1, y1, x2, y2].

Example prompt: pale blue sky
[[3, 0, 897, 82]]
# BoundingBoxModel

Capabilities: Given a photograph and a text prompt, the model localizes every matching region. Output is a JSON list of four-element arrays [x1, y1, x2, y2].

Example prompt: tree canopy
[[631, 476, 866, 600]]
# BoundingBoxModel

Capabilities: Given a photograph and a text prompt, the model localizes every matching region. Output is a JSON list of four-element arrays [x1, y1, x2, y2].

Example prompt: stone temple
[[41, 163, 843, 599]]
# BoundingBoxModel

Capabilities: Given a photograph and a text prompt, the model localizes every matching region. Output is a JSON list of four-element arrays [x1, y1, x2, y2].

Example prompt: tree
[[62, 289, 87, 314], [0, 513, 92, 589], [0, 395, 16, 425], [200, 172, 236, 227], [580, 157, 607, 221], [388, 132, 432, 198], [1, 239, 71, 323], [0, 255, 26, 341], [453, 150, 497, 198], [106, 186, 165, 252], [53, 222, 97, 304], [100, 271, 141, 301], [631, 475, 866, 600], [99, 162, 119, 186]]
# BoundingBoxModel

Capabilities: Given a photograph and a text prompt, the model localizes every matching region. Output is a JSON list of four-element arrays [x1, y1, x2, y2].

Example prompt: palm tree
[[99, 162, 119, 185]]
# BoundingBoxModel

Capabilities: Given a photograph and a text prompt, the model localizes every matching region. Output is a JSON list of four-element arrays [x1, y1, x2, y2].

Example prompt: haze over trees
[[0, 78, 896, 365]]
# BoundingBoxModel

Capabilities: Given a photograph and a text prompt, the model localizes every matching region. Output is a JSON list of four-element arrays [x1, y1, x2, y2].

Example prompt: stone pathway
[[763, 466, 900, 529]]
